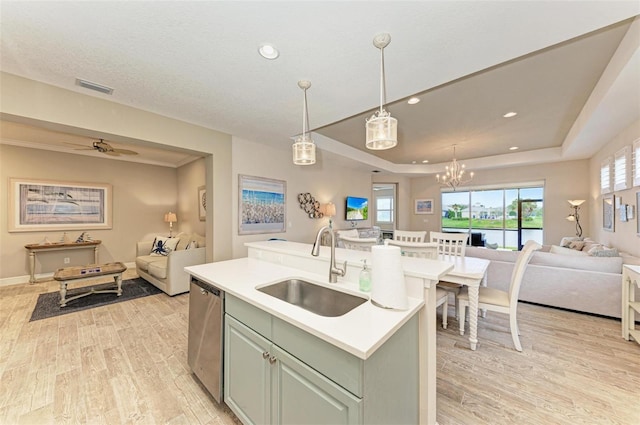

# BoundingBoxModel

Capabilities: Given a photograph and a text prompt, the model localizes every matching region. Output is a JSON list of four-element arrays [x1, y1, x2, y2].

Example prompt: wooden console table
[[25, 240, 101, 283]]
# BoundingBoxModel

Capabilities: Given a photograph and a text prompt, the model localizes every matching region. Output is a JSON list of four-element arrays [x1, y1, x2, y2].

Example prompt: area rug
[[29, 277, 163, 322]]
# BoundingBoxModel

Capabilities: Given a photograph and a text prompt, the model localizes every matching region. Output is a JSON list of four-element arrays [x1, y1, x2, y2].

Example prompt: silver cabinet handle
[[262, 351, 269, 359], [269, 355, 277, 364], [200, 288, 207, 295]]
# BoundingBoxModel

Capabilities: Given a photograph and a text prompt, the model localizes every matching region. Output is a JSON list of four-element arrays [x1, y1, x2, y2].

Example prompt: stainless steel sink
[[257, 279, 367, 317]]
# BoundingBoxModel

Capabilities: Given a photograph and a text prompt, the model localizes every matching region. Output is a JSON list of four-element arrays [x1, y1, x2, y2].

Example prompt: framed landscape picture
[[238, 175, 286, 235], [603, 194, 615, 232], [415, 198, 434, 214], [8, 178, 112, 232]]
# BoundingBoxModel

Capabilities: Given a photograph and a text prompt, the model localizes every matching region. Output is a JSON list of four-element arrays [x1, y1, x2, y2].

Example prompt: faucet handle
[[340, 260, 347, 276]]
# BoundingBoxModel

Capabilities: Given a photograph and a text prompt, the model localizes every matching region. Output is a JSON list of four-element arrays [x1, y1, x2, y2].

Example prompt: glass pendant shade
[[293, 135, 316, 165], [292, 80, 316, 165], [366, 112, 398, 150]]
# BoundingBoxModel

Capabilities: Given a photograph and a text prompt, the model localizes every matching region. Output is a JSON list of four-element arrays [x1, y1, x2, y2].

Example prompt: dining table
[[438, 253, 490, 350]]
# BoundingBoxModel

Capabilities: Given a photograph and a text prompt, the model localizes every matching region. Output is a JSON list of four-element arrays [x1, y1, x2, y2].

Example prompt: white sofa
[[335, 227, 383, 248], [135, 232, 206, 296], [465, 244, 640, 319]]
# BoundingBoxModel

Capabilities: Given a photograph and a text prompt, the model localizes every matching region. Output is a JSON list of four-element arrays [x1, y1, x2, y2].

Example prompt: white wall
[[588, 119, 640, 256], [231, 137, 373, 258], [176, 158, 206, 237], [408, 159, 591, 245]]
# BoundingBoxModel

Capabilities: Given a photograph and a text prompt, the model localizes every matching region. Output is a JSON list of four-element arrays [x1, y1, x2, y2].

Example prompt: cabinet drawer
[[226, 295, 272, 339], [272, 316, 363, 397]]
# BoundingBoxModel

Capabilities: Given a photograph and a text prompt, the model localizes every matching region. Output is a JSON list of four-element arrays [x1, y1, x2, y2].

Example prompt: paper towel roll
[[370, 245, 408, 310]]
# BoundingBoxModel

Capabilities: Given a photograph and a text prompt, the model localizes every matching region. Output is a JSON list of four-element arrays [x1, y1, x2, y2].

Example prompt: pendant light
[[292, 80, 316, 165], [366, 33, 398, 150]]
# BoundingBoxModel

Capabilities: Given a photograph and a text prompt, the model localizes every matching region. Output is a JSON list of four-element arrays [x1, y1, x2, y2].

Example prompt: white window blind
[[600, 157, 612, 194], [633, 139, 640, 187], [614, 147, 630, 191]]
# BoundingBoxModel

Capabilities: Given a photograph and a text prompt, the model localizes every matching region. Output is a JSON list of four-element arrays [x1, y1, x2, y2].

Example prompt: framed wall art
[[238, 175, 286, 235], [415, 198, 434, 215], [198, 185, 206, 221], [602, 194, 615, 232], [8, 178, 112, 232]]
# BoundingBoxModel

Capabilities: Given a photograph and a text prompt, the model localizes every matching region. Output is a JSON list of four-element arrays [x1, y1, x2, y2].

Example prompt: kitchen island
[[186, 240, 452, 425]]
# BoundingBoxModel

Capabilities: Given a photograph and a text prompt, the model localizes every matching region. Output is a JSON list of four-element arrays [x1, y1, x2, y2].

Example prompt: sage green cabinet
[[225, 314, 361, 424], [224, 295, 419, 425]]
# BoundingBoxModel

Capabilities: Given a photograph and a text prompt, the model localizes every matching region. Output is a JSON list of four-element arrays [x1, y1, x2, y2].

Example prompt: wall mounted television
[[346, 196, 368, 221]]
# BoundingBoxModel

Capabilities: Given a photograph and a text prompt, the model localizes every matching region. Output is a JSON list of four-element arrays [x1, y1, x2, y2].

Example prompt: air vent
[[75, 78, 114, 95]]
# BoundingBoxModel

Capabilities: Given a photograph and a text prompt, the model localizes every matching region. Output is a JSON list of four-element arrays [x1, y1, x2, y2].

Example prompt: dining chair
[[393, 230, 427, 243], [384, 239, 438, 259], [456, 240, 542, 351], [435, 288, 450, 329], [339, 236, 377, 251], [430, 231, 468, 256], [430, 231, 469, 318]]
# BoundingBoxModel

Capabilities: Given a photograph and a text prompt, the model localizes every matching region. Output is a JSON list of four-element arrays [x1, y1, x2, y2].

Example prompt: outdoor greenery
[[442, 217, 543, 229]]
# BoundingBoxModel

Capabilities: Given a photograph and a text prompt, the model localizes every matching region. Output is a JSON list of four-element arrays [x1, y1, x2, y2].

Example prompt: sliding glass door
[[441, 185, 544, 250]]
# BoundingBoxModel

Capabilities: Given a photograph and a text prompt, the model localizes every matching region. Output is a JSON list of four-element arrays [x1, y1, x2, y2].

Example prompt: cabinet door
[[271, 345, 362, 425], [224, 315, 271, 425]]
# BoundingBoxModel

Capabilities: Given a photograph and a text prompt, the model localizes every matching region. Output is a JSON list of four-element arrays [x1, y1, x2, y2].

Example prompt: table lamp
[[164, 212, 177, 237], [322, 202, 336, 228]]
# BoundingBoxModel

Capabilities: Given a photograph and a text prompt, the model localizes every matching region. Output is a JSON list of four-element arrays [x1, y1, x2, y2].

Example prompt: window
[[376, 195, 394, 223], [633, 139, 640, 187], [614, 147, 630, 191], [441, 185, 544, 250], [600, 157, 612, 194]]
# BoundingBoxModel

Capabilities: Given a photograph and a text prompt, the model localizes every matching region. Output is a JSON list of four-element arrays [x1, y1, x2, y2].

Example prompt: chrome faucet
[[311, 226, 347, 283]]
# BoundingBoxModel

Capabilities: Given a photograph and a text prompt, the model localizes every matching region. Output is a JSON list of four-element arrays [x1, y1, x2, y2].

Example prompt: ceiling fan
[[65, 139, 138, 156]]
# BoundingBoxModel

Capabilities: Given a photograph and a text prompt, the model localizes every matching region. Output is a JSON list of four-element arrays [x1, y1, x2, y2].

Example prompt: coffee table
[[53, 262, 127, 307]]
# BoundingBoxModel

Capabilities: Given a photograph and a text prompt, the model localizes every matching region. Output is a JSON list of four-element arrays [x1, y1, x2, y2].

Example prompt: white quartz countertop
[[186, 257, 425, 360], [186, 240, 455, 360]]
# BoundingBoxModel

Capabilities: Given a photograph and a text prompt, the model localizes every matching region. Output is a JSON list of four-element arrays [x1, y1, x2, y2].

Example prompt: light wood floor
[[1, 272, 639, 424]]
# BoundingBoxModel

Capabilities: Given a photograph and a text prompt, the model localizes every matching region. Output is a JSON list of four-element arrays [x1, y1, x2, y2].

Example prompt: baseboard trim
[[0, 262, 137, 288]]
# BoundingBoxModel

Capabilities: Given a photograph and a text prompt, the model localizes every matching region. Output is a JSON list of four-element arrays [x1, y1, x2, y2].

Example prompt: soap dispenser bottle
[[359, 259, 371, 292]]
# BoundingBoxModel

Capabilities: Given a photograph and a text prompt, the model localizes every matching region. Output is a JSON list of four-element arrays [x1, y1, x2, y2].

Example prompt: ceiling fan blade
[[111, 148, 138, 155], [63, 142, 94, 150], [104, 150, 121, 156]]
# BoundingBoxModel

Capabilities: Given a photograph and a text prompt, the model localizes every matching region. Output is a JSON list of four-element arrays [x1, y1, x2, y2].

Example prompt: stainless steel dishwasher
[[188, 277, 224, 402]]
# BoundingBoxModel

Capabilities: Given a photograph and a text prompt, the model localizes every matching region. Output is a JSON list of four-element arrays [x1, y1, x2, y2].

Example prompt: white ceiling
[[1, 2, 639, 172]]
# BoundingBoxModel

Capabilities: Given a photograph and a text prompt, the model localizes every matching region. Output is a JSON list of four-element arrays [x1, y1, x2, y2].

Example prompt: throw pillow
[[560, 236, 583, 247], [185, 240, 198, 250], [150, 236, 179, 256], [566, 240, 586, 251], [550, 245, 587, 256], [588, 245, 620, 257]]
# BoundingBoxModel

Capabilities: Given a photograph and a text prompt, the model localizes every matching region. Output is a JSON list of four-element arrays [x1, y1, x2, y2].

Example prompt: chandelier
[[436, 146, 474, 190], [365, 33, 398, 150], [292, 80, 316, 165]]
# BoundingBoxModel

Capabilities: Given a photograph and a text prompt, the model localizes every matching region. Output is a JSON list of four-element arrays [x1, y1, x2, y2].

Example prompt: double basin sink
[[258, 279, 367, 317]]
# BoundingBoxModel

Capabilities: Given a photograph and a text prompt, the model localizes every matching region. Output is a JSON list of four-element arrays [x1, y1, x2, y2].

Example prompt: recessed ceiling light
[[258, 44, 279, 60], [509, 146, 519, 151], [412, 161, 417, 164], [407, 97, 420, 105], [422, 159, 429, 163], [503, 111, 517, 118]]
